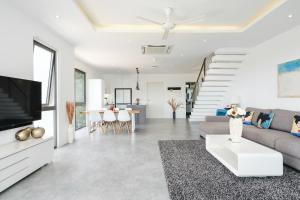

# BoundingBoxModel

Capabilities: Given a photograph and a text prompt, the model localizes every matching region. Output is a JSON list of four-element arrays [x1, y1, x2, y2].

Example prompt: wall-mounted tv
[[0, 75, 41, 131]]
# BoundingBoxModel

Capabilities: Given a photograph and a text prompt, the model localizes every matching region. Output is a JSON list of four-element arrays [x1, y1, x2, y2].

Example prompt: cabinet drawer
[[0, 150, 29, 171], [0, 157, 29, 183], [0, 165, 30, 192]]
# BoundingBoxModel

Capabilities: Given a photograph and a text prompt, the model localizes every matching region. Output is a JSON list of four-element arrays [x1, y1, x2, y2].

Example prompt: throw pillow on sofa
[[291, 115, 300, 137], [256, 112, 274, 129], [243, 111, 254, 125]]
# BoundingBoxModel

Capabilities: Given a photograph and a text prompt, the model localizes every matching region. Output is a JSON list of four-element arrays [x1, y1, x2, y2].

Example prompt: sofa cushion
[[242, 125, 288, 148], [243, 111, 254, 125], [275, 135, 300, 159], [246, 107, 272, 126], [256, 112, 274, 129], [291, 115, 300, 137], [270, 109, 300, 132], [199, 122, 229, 137]]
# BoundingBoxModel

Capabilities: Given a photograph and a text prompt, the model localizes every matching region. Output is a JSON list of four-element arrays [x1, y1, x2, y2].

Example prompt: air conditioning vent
[[141, 45, 173, 55]]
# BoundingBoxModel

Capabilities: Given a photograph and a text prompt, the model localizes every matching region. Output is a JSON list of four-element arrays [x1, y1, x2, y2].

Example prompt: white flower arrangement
[[226, 106, 246, 119]]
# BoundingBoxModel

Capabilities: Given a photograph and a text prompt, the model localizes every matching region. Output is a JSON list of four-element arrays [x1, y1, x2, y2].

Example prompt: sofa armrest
[[205, 116, 229, 122]]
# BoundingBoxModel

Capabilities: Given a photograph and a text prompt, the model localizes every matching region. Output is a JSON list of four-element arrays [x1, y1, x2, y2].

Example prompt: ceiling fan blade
[[176, 14, 206, 25], [136, 16, 162, 25], [162, 29, 170, 40]]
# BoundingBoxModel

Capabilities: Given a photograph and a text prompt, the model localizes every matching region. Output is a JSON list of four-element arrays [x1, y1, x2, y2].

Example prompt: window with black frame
[[74, 69, 86, 130], [33, 41, 57, 147]]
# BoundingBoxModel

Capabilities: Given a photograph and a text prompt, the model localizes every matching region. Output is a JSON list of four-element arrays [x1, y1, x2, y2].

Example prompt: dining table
[[80, 109, 140, 133]]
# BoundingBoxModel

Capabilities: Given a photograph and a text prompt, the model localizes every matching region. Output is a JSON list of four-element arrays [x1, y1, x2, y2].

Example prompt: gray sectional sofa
[[199, 107, 300, 171]]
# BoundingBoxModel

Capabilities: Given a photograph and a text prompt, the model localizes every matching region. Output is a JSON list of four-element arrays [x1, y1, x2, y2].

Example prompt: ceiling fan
[[137, 7, 205, 40]]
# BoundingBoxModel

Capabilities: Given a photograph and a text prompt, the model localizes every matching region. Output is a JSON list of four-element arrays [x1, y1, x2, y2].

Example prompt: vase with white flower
[[227, 105, 246, 143]]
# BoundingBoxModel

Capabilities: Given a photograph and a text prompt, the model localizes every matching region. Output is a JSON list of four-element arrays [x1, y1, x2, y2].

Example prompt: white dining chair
[[117, 110, 131, 134], [103, 110, 117, 134], [125, 108, 132, 111], [89, 111, 104, 133]]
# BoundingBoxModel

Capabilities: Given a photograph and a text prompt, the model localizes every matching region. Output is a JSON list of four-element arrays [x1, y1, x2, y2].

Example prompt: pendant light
[[136, 68, 140, 90]]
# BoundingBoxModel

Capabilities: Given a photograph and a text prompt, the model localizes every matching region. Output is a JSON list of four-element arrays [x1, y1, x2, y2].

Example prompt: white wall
[[231, 25, 300, 111], [101, 73, 196, 118], [0, 2, 100, 146]]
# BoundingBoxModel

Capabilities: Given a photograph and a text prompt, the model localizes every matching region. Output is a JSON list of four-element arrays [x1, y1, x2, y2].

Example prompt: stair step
[[212, 55, 246, 62], [196, 97, 223, 101], [198, 91, 226, 96], [205, 75, 235, 81], [202, 81, 232, 87], [191, 111, 216, 116], [195, 99, 222, 105], [200, 87, 228, 92], [207, 68, 238, 75], [209, 63, 241, 69], [215, 48, 248, 55], [194, 104, 219, 109]]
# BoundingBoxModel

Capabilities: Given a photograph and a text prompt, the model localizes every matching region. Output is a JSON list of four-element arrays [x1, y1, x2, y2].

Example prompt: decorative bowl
[[31, 127, 45, 138], [15, 128, 31, 141]]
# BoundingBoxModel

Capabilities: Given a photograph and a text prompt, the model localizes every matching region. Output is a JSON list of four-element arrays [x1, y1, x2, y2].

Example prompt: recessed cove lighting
[[288, 14, 293, 18]]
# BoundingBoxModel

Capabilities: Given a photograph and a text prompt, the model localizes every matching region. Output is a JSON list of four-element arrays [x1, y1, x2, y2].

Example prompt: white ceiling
[[7, 0, 300, 74], [77, 0, 272, 25]]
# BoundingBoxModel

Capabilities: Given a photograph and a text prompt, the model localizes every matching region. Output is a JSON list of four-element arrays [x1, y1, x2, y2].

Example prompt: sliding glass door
[[75, 69, 86, 130]]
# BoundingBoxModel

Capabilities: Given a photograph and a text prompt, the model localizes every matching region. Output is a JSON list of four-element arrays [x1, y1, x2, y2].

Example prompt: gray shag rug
[[158, 139, 300, 200]]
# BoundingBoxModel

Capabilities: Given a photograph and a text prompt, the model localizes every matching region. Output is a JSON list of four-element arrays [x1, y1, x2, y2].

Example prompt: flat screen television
[[0, 75, 41, 131]]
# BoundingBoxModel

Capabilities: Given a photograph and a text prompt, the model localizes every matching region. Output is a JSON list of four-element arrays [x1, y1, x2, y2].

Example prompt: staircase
[[0, 88, 30, 120], [189, 49, 247, 121]]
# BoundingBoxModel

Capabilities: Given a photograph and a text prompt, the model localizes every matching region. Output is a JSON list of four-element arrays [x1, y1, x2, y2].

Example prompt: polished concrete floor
[[0, 119, 200, 200]]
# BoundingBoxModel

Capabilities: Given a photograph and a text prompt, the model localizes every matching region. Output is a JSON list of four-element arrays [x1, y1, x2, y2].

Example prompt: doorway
[[74, 69, 86, 130], [186, 82, 195, 118], [147, 82, 165, 118]]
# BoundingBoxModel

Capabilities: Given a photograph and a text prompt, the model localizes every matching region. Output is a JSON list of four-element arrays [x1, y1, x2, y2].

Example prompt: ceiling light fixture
[[151, 66, 158, 68], [55, 15, 60, 19], [288, 14, 293, 18], [203, 39, 207, 42], [136, 68, 140, 90]]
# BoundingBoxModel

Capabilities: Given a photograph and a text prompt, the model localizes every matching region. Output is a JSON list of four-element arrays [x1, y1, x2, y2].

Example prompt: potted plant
[[168, 98, 182, 120], [227, 105, 246, 143]]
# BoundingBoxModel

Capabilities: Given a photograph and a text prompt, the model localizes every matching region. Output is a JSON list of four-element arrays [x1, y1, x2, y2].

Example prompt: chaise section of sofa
[[199, 107, 300, 171]]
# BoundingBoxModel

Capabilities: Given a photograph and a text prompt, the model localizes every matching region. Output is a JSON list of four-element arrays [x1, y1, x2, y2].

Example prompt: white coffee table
[[206, 135, 283, 177]]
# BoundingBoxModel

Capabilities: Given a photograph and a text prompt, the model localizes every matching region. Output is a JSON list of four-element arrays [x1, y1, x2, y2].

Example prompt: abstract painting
[[278, 59, 300, 97]]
